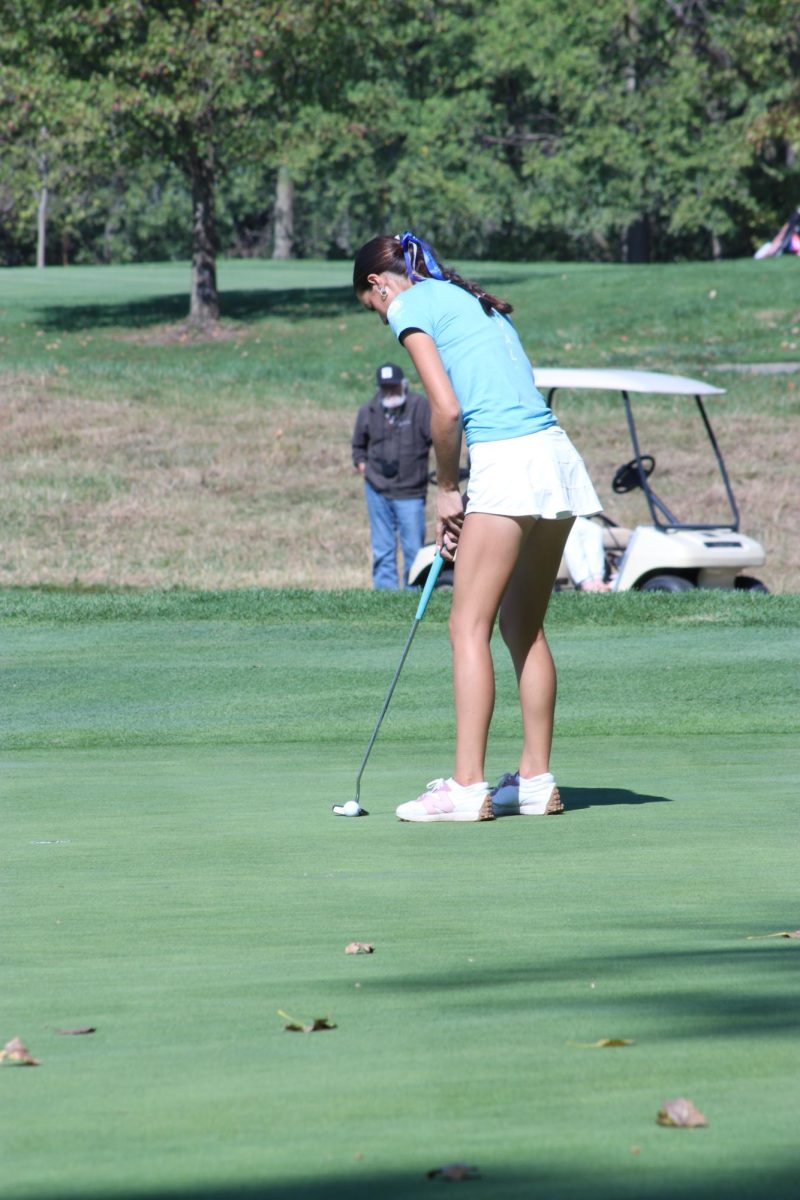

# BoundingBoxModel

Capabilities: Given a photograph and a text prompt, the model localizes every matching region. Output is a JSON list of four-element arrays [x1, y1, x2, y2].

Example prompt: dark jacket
[[352, 391, 432, 500]]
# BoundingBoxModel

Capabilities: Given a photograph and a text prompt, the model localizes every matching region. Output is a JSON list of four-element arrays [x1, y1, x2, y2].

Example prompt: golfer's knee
[[498, 606, 529, 646], [448, 609, 490, 649], [498, 608, 544, 653]]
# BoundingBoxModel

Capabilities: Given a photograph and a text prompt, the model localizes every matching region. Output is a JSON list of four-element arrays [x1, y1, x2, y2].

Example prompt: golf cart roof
[[535, 368, 725, 396]]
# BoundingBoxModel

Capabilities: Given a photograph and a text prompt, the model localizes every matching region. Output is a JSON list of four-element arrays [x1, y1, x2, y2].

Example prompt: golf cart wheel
[[734, 575, 769, 593], [639, 574, 695, 593]]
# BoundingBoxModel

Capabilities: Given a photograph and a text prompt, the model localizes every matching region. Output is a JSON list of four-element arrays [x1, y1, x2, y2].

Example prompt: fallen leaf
[[426, 1162, 480, 1181], [656, 1098, 707, 1128], [746, 930, 800, 940], [345, 942, 375, 954], [568, 1038, 635, 1048], [0, 1037, 40, 1066], [278, 1009, 337, 1034], [56, 1027, 96, 1036], [284, 1018, 337, 1034]]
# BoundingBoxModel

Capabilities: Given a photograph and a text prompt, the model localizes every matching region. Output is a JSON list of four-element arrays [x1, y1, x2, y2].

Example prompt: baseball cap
[[376, 363, 404, 386]]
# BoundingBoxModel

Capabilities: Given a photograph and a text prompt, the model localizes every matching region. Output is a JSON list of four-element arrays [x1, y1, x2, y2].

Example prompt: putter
[[333, 550, 446, 817]]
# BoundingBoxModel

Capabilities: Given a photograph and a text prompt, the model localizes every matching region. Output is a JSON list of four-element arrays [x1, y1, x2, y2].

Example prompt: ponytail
[[440, 266, 514, 317]]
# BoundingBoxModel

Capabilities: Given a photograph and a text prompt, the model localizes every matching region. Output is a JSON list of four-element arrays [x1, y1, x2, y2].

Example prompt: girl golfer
[[353, 232, 600, 822]]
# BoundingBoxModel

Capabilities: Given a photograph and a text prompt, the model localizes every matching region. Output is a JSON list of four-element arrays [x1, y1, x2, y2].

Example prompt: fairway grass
[[3, 591, 799, 1200]]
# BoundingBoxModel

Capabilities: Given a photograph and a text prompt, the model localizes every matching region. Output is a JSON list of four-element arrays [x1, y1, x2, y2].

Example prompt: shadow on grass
[[33, 267, 554, 332], [25, 1163, 800, 1200], [35, 286, 356, 331], [559, 786, 673, 811], [356, 944, 799, 1039]]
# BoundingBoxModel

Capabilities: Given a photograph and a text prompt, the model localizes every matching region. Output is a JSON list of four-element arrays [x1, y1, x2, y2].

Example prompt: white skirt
[[465, 426, 602, 519]]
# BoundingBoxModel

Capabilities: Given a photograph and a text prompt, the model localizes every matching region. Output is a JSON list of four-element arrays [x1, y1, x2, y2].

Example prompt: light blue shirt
[[386, 279, 556, 446]]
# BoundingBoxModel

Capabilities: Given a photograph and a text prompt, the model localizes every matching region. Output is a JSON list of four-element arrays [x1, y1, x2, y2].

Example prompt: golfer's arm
[[400, 330, 462, 490]]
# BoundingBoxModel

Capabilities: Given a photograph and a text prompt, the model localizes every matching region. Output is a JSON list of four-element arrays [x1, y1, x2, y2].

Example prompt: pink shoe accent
[[421, 784, 455, 814]]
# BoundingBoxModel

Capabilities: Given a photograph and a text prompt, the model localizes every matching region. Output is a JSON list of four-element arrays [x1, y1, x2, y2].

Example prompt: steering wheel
[[612, 455, 655, 494]]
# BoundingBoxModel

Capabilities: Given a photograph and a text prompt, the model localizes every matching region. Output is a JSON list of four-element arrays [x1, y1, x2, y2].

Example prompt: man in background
[[563, 517, 612, 591], [352, 363, 432, 589]]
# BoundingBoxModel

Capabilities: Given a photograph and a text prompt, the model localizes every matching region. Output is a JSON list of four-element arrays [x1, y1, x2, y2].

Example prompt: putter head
[[331, 802, 369, 817]]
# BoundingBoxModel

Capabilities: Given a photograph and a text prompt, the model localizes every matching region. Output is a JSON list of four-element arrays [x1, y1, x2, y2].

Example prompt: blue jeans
[[364, 482, 426, 590]]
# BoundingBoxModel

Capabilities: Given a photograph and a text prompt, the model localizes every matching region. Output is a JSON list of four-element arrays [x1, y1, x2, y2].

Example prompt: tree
[[1, 0, 371, 316], [466, 0, 800, 261], [92, 0, 287, 321], [2, 0, 798, 270], [0, 24, 106, 268], [95, 0, 384, 316]]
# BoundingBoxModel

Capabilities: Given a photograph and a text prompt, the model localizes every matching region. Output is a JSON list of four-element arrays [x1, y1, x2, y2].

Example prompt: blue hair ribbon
[[398, 231, 446, 282]]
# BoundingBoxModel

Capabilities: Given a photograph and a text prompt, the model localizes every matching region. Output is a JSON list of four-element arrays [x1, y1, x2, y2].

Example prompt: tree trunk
[[273, 165, 294, 259], [102, 213, 115, 264], [622, 216, 650, 263], [35, 127, 49, 269], [103, 172, 124, 264], [189, 150, 219, 323], [622, 0, 650, 263], [36, 178, 47, 269]]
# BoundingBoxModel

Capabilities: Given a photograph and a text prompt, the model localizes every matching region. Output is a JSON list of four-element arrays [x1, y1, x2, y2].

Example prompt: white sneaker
[[396, 778, 494, 823], [491, 772, 564, 816]]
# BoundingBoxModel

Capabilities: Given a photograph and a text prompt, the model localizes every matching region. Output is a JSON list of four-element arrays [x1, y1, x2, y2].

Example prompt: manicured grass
[[3, 592, 798, 1199], [1, 257, 799, 411]]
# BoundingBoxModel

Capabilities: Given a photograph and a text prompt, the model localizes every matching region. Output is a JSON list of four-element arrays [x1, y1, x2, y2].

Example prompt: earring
[[379, 286, 388, 299]]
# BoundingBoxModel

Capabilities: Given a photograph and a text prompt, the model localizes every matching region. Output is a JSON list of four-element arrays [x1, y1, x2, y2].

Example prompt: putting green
[[3, 592, 798, 1200]]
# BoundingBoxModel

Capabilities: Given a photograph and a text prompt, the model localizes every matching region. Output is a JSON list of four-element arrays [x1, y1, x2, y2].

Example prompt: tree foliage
[[1, 0, 798, 288]]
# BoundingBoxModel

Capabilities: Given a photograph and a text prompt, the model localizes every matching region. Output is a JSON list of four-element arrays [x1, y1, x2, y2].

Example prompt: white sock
[[518, 772, 555, 805], [448, 777, 489, 797]]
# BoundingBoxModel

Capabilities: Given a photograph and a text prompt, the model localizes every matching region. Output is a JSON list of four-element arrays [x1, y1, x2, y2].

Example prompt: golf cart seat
[[554, 517, 633, 590], [602, 524, 632, 551]]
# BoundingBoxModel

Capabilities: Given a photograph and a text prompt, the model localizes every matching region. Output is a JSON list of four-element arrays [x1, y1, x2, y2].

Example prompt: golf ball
[[341, 800, 361, 817]]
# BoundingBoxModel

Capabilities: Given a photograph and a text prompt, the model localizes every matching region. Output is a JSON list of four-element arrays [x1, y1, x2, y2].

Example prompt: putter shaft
[[354, 551, 445, 805]]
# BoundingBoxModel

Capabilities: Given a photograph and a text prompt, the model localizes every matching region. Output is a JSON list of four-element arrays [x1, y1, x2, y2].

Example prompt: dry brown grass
[[1, 374, 796, 591], [1, 375, 372, 589]]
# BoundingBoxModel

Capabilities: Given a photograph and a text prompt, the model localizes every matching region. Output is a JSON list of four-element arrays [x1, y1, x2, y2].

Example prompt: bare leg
[[498, 517, 574, 777], [448, 512, 533, 785]]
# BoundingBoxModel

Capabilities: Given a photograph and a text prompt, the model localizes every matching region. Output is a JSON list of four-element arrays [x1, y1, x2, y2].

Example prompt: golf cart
[[408, 368, 767, 593]]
